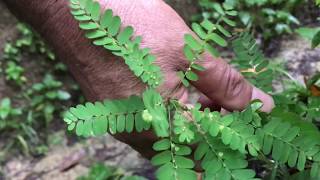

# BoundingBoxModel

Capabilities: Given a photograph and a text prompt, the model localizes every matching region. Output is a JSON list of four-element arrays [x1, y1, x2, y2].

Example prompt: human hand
[[95, 0, 275, 113], [3, 0, 274, 158]]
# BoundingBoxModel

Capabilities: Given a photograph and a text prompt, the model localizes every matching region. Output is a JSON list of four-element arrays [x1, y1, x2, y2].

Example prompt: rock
[[273, 36, 320, 83], [3, 133, 154, 180]]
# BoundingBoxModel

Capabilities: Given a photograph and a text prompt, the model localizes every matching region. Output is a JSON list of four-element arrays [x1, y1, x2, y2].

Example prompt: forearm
[[3, 0, 144, 101], [3, 0, 157, 159]]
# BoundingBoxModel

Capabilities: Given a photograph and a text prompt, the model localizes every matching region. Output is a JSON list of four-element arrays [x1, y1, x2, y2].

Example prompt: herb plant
[[295, 2, 320, 48], [0, 98, 22, 130], [0, 23, 79, 158], [195, 0, 304, 41], [2, 23, 55, 86], [77, 163, 146, 180], [311, 2, 320, 49], [65, 0, 320, 179]]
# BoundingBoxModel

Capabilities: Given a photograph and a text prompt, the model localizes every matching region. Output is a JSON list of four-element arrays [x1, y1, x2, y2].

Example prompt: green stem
[[168, 106, 179, 180], [192, 120, 236, 180]]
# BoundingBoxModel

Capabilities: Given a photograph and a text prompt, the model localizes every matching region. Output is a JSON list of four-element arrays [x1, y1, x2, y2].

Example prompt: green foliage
[[14, 23, 55, 60], [295, 27, 320, 41], [195, 139, 256, 180], [312, 30, 320, 48], [65, 0, 320, 179], [26, 74, 72, 125], [257, 119, 312, 170], [0, 23, 79, 158], [70, 0, 162, 88], [4, 59, 25, 84], [191, 106, 258, 180], [306, 97, 320, 121], [178, 2, 236, 86], [173, 111, 195, 143], [310, 3, 320, 48], [295, 27, 320, 49], [77, 163, 147, 180], [152, 139, 197, 180], [78, 163, 112, 180], [272, 74, 320, 123], [142, 89, 169, 137], [0, 98, 22, 130], [232, 32, 274, 92], [199, 105, 261, 156], [1, 23, 55, 86], [196, 0, 305, 40], [64, 96, 149, 136]]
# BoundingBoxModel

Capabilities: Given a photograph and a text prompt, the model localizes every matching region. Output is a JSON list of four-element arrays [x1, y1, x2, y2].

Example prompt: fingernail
[[251, 87, 275, 113]]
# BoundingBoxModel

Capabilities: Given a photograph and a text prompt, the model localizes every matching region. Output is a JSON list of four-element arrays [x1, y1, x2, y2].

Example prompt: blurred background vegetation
[[0, 0, 319, 179]]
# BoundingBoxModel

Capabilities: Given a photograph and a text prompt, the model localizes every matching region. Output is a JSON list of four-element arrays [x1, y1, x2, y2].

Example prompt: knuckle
[[225, 68, 246, 99]]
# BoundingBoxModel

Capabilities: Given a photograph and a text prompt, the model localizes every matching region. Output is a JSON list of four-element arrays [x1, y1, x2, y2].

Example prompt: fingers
[[191, 53, 274, 112], [251, 87, 275, 112]]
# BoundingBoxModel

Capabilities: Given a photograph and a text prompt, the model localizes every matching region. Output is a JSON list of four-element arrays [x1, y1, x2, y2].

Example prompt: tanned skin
[[3, 0, 274, 159]]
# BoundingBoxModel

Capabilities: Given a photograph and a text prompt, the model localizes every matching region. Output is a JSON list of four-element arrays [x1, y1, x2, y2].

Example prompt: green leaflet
[[207, 33, 227, 47], [177, 42, 203, 86], [153, 139, 171, 151], [70, 0, 162, 88], [108, 16, 121, 36], [117, 26, 134, 45], [63, 96, 150, 136], [185, 71, 198, 81], [100, 9, 113, 28], [222, 17, 236, 27], [173, 112, 195, 143], [201, 19, 216, 32], [183, 45, 196, 62], [312, 30, 320, 49], [192, 23, 207, 39], [311, 162, 320, 178], [184, 34, 202, 51]]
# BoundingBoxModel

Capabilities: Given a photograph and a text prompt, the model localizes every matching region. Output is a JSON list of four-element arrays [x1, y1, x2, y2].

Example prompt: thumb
[[191, 54, 274, 112]]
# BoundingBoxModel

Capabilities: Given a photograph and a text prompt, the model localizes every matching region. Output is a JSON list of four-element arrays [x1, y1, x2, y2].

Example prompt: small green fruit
[[142, 109, 153, 122]]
